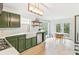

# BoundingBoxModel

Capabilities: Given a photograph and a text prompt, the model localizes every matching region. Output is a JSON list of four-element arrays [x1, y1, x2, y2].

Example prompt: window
[[42, 21, 49, 35], [56, 24, 61, 32], [64, 23, 70, 33]]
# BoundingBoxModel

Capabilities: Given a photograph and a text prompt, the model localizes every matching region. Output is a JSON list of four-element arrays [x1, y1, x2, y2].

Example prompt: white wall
[[50, 17, 75, 41], [0, 4, 50, 36], [0, 5, 31, 36]]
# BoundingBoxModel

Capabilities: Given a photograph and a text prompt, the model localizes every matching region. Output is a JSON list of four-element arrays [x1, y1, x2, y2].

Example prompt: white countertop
[[0, 31, 45, 39], [0, 32, 37, 39], [0, 47, 19, 55], [55, 32, 69, 35], [38, 30, 45, 32]]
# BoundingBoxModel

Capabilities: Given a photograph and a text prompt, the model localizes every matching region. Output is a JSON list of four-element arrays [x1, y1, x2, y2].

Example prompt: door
[[75, 15, 79, 44], [18, 35, 26, 52], [9, 13, 20, 27], [0, 11, 9, 27], [31, 37, 37, 46], [26, 38, 31, 49], [6, 36, 18, 50]]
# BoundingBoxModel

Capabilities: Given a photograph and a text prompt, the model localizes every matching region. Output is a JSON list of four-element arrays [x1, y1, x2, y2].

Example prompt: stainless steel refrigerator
[[75, 15, 79, 55]]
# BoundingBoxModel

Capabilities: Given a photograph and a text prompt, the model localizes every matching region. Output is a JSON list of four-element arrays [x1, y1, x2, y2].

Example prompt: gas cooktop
[[0, 39, 10, 51]]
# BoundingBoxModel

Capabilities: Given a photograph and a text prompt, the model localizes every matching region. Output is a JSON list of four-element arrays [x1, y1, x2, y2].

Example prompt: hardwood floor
[[21, 38, 74, 55], [21, 42, 45, 55]]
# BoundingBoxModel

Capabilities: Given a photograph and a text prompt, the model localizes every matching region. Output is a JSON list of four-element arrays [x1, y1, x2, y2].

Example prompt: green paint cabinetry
[[0, 11, 9, 28], [18, 35, 26, 52], [26, 38, 32, 49], [0, 11, 20, 28], [26, 37, 37, 49], [31, 37, 37, 47], [6, 34, 26, 53], [6, 36, 18, 50], [6, 33, 45, 53]]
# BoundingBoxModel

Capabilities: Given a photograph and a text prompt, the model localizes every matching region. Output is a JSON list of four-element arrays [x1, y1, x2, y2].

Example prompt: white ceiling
[[44, 3, 79, 19], [3, 3, 79, 20]]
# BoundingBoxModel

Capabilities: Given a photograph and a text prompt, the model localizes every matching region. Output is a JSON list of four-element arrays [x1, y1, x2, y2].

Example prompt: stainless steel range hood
[[0, 3, 3, 14]]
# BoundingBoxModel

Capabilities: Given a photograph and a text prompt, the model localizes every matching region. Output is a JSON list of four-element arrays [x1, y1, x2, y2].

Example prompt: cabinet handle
[[8, 14, 10, 27], [77, 33, 78, 41]]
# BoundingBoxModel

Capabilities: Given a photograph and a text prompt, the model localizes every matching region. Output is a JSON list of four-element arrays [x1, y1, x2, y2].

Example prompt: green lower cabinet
[[6, 35, 38, 53], [18, 35, 26, 53], [31, 37, 37, 47], [6, 36, 18, 50], [26, 39, 32, 49], [6, 34, 26, 53]]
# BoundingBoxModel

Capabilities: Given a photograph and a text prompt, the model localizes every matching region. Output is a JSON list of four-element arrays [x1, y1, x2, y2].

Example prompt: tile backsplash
[[0, 24, 30, 36]]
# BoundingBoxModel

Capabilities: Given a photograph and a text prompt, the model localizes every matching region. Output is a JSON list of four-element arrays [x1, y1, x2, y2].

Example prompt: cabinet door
[[31, 37, 37, 47], [6, 36, 18, 50], [18, 35, 26, 52], [0, 11, 9, 27], [9, 13, 20, 27], [26, 38, 32, 49]]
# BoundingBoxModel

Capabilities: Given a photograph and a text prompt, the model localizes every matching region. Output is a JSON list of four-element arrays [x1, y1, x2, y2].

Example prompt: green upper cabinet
[[0, 11, 20, 28], [9, 13, 20, 27], [0, 11, 9, 28], [18, 35, 26, 52], [31, 37, 37, 47]]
